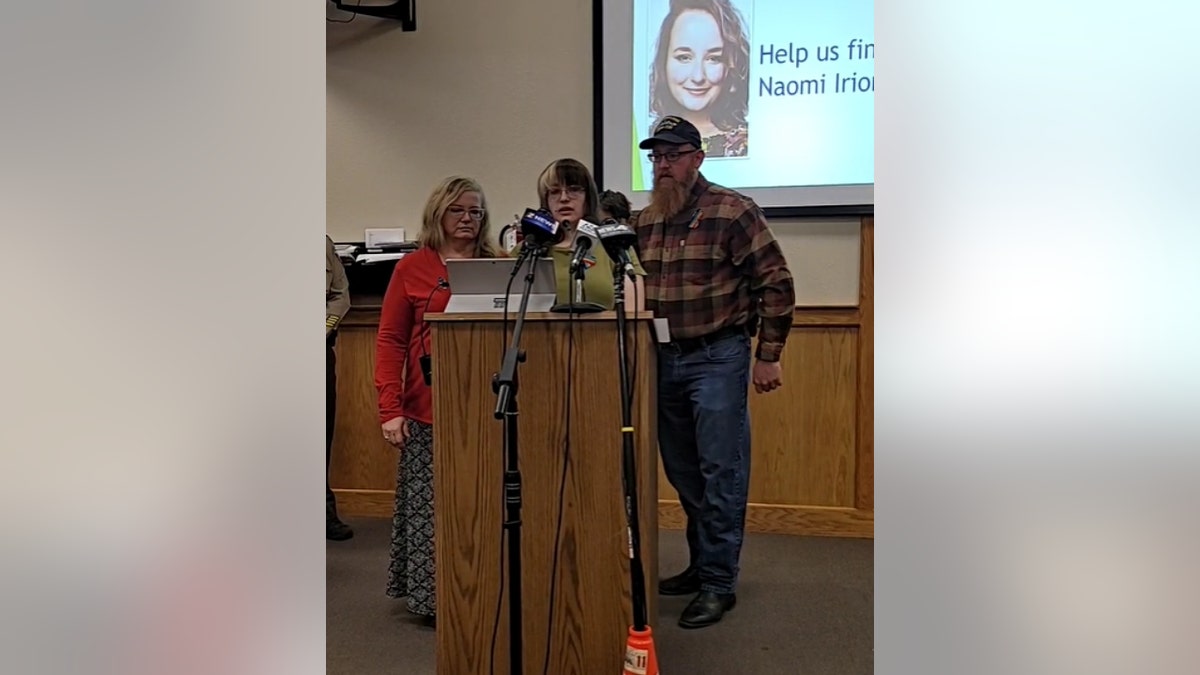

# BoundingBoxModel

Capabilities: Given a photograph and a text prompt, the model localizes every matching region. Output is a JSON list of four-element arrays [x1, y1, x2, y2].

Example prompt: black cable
[[615, 266, 652, 631], [502, 262, 517, 362], [629, 279, 639, 404], [490, 258, 518, 675], [489, 254, 523, 675], [488, 528, 504, 675], [501, 244, 534, 361], [541, 298, 575, 674], [417, 278, 449, 378], [490, 248, 538, 675], [491, 258, 522, 675]]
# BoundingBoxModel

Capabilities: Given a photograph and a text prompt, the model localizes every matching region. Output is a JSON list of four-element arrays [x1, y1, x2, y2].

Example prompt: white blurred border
[[877, 2, 1200, 674], [0, 2, 325, 673]]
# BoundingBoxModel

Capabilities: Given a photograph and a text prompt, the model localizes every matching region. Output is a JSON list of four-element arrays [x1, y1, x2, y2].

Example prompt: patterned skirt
[[386, 420, 436, 618]]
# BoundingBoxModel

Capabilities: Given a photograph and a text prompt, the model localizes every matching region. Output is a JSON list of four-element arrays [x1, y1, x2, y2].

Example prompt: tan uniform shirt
[[326, 236, 350, 334]]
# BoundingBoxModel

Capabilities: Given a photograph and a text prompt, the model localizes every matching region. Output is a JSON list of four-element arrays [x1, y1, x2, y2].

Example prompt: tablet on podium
[[442, 257, 557, 313]]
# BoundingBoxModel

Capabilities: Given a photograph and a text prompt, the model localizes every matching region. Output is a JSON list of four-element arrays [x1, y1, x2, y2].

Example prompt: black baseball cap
[[638, 116, 702, 150]]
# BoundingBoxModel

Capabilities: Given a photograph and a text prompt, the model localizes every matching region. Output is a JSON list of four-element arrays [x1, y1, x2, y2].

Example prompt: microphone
[[568, 219, 600, 276], [596, 219, 639, 281], [551, 218, 606, 314], [419, 277, 450, 386], [519, 207, 565, 248], [509, 207, 562, 280]]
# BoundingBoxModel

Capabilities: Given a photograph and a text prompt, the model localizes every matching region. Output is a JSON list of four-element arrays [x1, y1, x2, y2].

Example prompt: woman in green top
[[535, 158, 645, 310]]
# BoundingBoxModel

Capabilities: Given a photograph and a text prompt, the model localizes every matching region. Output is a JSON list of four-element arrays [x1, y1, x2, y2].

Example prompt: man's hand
[[381, 416, 409, 446], [752, 360, 783, 394]]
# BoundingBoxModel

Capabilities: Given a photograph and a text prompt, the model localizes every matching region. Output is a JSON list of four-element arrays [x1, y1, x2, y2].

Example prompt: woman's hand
[[382, 416, 409, 446]]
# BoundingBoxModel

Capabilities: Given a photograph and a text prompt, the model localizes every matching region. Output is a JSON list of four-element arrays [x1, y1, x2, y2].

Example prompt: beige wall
[[774, 218, 861, 306], [326, 0, 861, 306]]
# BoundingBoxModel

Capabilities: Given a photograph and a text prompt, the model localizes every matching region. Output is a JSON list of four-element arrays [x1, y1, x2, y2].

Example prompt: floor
[[327, 517, 873, 674]]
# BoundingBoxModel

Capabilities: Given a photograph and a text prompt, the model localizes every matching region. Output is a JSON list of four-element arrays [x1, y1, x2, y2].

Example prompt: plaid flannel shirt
[[634, 175, 795, 362]]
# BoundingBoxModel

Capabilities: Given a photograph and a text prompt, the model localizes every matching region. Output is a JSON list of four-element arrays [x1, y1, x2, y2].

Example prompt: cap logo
[[656, 116, 683, 133], [640, 114, 700, 151]]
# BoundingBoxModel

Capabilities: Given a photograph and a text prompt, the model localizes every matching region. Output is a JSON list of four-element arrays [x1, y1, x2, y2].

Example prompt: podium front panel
[[429, 314, 659, 675]]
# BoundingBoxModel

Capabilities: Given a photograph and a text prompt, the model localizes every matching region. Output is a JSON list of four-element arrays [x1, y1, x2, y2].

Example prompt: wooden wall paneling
[[332, 213, 874, 537], [330, 324, 397, 502], [747, 327, 857, 507], [658, 502, 873, 538], [855, 217, 874, 510]]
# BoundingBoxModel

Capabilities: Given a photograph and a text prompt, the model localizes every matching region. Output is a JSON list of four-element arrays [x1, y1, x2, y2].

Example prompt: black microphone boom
[[606, 250, 651, 636], [489, 251, 548, 675]]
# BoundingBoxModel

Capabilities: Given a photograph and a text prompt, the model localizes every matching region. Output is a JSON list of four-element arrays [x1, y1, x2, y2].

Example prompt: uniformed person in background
[[327, 235, 353, 541]]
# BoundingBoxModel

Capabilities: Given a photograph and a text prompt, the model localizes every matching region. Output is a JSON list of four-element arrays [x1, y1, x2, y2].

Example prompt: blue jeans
[[657, 332, 751, 594]]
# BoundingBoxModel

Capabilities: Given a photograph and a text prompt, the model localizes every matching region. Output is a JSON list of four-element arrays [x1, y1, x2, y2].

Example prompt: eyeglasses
[[547, 185, 586, 199], [446, 206, 486, 220], [647, 149, 698, 164]]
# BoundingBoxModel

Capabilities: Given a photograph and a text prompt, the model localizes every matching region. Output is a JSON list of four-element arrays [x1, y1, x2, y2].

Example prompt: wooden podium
[[427, 311, 659, 675]]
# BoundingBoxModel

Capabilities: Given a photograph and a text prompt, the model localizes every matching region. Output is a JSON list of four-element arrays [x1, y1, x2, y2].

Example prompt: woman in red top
[[374, 176, 503, 623]]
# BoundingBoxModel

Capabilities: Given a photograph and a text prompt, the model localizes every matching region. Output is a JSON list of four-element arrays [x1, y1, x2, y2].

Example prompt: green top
[[550, 244, 645, 310]]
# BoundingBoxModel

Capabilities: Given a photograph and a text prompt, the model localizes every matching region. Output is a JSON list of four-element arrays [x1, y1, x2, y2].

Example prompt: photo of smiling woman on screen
[[648, 0, 751, 158]]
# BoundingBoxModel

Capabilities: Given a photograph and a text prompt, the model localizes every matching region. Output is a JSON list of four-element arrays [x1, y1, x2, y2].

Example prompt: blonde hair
[[417, 176, 503, 257]]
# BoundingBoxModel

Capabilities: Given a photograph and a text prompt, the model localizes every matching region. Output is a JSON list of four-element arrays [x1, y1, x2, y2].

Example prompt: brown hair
[[536, 158, 601, 224], [598, 190, 633, 222], [649, 0, 750, 133]]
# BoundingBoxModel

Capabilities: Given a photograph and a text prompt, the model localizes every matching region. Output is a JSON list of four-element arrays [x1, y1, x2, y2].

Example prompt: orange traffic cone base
[[623, 625, 660, 675]]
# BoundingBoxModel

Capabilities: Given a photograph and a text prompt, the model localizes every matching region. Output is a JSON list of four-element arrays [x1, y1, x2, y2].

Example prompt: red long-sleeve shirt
[[375, 246, 450, 425]]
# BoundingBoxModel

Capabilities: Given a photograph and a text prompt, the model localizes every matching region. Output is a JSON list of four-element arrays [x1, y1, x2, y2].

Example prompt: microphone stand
[[553, 246, 606, 314], [610, 262, 649, 632], [491, 244, 545, 675], [572, 264, 586, 305]]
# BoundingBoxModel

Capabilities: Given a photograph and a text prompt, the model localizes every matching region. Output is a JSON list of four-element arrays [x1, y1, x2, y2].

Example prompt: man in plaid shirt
[[633, 116, 795, 628]]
